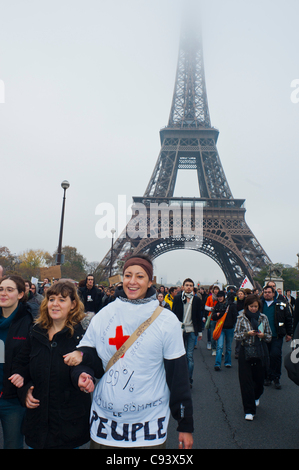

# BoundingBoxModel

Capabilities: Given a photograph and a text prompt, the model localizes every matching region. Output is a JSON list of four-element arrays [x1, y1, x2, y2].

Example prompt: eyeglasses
[[0, 287, 18, 294]]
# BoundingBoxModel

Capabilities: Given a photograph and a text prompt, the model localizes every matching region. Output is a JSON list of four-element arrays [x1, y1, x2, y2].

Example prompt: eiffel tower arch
[[99, 10, 271, 287]]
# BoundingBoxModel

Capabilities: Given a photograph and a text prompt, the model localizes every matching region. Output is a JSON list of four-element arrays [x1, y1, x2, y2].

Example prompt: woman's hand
[[63, 350, 83, 366], [178, 432, 193, 449], [25, 386, 40, 409], [78, 373, 95, 394], [256, 332, 264, 339], [8, 374, 24, 388]]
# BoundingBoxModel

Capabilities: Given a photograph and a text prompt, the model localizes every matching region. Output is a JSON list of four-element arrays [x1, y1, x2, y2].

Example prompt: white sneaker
[[245, 414, 254, 421], [255, 399, 260, 407], [212, 350, 216, 356], [207, 342, 212, 350]]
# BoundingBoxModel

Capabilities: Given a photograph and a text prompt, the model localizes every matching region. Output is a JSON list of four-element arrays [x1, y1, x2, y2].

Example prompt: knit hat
[[123, 256, 153, 281]]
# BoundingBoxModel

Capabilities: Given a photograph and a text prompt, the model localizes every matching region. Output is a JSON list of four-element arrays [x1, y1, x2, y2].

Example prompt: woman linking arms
[[65, 254, 194, 449]]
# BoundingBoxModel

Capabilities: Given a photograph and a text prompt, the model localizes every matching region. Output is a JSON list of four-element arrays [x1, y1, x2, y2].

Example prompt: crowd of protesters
[[157, 280, 294, 421], [0, 259, 297, 448]]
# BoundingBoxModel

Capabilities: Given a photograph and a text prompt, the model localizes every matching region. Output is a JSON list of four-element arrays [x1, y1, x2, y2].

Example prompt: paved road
[[166, 334, 299, 449], [1, 334, 298, 449]]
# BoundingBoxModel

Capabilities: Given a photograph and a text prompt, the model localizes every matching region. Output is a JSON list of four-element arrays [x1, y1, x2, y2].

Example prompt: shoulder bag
[[213, 307, 228, 341]]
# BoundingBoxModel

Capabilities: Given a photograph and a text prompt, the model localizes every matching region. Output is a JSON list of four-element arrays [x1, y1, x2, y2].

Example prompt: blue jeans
[[0, 398, 25, 449], [215, 328, 234, 369], [183, 331, 197, 384]]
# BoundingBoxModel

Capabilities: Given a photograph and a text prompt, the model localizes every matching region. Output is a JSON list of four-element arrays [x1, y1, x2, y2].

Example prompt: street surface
[[167, 333, 299, 449], [1, 334, 298, 449]]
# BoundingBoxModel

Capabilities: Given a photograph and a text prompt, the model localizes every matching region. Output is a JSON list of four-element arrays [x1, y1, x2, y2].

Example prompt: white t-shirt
[[78, 298, 186, 447]]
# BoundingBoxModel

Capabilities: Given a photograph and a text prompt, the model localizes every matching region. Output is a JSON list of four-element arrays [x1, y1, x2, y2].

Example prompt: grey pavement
[[167, 334, 299, 449]]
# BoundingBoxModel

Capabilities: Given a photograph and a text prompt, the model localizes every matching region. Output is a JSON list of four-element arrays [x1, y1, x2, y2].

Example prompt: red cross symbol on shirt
[[109, 326, 130, 357]]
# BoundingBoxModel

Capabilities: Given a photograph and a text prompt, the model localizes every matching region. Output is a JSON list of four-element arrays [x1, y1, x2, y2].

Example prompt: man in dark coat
[[261, 285, 293, 389], [78, 274, 103, 313], [172, 278, 202, 388]]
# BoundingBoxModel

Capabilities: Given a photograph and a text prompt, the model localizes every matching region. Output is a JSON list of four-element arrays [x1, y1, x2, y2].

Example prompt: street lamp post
[[109, 228, 116, 278], [56, 180, 70, 265]]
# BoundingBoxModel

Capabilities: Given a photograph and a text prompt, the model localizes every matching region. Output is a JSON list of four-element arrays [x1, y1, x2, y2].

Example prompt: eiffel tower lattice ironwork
[[99, 18, 271, 287]]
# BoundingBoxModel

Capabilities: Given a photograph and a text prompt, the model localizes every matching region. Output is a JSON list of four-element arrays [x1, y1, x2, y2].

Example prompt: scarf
[[0, 306, 19, 393], [114, 286, 157, 305], [244, 310, 269, 367], [181, 291, 194, 303], [245, 310, 260, 332]]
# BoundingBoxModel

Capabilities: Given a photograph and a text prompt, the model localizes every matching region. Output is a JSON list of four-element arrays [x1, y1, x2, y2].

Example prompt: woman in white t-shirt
[[64, 254, 194, 449]]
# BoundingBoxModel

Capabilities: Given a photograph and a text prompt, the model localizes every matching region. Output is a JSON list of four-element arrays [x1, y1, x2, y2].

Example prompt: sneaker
[[245, 414, 254, 421], [212, 350, 216, 356], [255, 399, 260, 407], [207, 342, 212, 350], [225, 364, 232, 368], [214, 366, 221, 371]]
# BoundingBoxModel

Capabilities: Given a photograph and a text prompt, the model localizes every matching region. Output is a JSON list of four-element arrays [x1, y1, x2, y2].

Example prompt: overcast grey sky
[[0, 0, 298, 286]]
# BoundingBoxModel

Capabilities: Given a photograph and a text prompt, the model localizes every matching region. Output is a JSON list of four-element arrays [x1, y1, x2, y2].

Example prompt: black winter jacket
[[260, 298, 293, 338], [172, 293, 202, 336], [12, 323, 104, 449], [78, 286, 103, 313], [212, 301, 238, 329], [1, 301, 34, 400]]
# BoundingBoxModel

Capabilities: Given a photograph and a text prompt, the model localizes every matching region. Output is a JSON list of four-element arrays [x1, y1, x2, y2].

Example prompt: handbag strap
[[105, 305, 164, 373]]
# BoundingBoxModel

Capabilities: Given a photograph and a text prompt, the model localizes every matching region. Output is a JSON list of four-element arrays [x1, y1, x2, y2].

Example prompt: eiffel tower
[[99, 8, 271, 287]]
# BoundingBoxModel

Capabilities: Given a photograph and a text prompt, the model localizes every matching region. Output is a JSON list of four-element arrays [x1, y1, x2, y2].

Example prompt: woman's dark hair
[[0, 275, 26, 303], [244, 294, 262, 312]]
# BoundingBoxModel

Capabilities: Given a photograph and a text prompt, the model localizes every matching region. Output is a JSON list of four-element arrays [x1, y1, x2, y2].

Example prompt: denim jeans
[[183, 331, 197, 384], [0, 398, 25, 449], [215, 328, 234, 368]]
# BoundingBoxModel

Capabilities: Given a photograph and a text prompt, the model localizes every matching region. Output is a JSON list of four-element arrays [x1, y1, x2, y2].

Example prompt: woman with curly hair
[[10, 281, 103, 449]]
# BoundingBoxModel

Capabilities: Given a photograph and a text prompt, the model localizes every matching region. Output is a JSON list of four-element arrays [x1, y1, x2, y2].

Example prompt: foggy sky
[[0, 0, 298, 286]]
